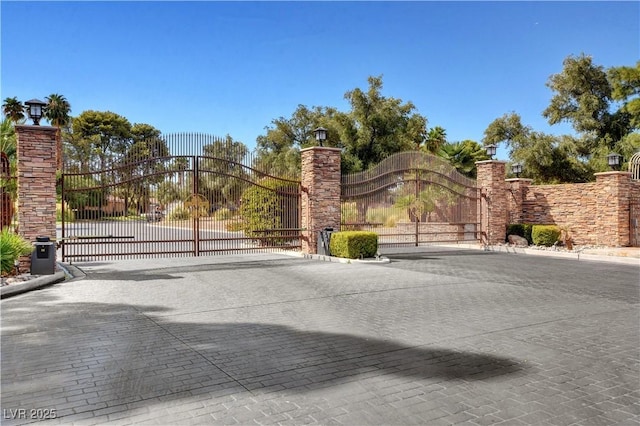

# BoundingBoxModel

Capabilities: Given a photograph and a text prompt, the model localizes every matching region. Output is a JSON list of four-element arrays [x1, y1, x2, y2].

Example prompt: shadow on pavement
[[2, 297, 527, 420]]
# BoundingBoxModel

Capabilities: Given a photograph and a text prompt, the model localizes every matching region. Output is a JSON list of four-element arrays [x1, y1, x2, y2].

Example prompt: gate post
[[476, 160, 507, 245], [505, 178, 533, 224], [594, 171, 632, 247], [15, 125, 58, 271], [300, 147, 342, 254]]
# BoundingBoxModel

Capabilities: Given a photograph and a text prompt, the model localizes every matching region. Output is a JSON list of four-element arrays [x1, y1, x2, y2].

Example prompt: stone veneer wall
[[517, 182, 600, 245], [16, 125, 58, 270], [508, 172, 637, 247], [300, 147, 342, 254]]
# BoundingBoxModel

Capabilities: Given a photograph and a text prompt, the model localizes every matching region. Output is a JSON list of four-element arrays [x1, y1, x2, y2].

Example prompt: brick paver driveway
[[2, 248, 639, 425]]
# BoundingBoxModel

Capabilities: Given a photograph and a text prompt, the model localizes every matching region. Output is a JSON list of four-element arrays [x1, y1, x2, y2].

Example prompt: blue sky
[[2, 1, 638, 159]]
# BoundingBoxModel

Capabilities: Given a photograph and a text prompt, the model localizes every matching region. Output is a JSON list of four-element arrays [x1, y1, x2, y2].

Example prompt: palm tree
[[424, 126, 447, 154], [0, 118, 17, 228], [45, 94, 71, 170], [2, 97, 25, 123], [438, 140, 489, 178]]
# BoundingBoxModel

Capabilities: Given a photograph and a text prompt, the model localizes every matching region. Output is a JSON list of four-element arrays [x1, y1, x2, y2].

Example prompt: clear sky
[[2, 1, 638, 159]]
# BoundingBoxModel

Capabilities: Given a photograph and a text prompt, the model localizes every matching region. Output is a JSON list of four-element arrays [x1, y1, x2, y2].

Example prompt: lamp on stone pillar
[[512, 162, 523, 178], [607, 152, 622, 171], [485, 144, 497, 159], [24, 99, 47, 125], [313, 127, 327, 147]]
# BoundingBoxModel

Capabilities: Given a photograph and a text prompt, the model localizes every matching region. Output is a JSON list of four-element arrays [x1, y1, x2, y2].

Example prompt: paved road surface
[[2, 248, 639, 425]]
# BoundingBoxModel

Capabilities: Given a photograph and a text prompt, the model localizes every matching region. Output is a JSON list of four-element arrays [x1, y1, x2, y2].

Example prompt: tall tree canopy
[[485, 55, 640, 183], [255, 105, 341, 177], [608, 61, 640, 129], [341, 75, 427, 172], [71, 110, 133, 170], [255, 76, 428, 175], [45, 93, 72, 170]]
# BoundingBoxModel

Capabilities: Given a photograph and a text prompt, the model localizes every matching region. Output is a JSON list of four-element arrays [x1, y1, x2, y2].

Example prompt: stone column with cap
[[300, 146, 342, 254], [16, 125, 58, 271], [476, 160, 508, 246]]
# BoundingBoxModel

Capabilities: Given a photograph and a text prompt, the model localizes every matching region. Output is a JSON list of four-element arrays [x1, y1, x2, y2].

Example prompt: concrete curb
[[277, 250, 391, 264], [1, 271, 66, 299], [482, 245, 640, 266], [0, 262, 86, 299]]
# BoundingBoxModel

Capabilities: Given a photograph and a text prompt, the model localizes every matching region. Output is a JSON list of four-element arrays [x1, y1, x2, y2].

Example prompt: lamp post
[[485, 144, 497, 159], [512, 162, 523, 178], [607, 152, 622, 171], [313, 127, 327, 147], [24, 99, 47, 125]]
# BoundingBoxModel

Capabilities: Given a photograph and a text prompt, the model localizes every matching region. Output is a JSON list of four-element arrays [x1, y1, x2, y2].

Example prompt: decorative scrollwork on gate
[[183, 193, 210, 219]]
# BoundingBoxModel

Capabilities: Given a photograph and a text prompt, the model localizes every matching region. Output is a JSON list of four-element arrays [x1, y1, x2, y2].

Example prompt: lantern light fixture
[[607, 152, 622, 170], [485, 144, 497, 159], [313, 127, 327, 147], [24, 99, 47, 125], [512, 162, 523, 178]]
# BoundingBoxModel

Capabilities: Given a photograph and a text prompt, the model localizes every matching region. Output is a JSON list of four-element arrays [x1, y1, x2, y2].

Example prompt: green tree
[[0, 119, 18, 199], [71, 110, 132, 171], [437, 140, 488, 178], [424, 126, 447, 154], [255, 105, 342, 177], [2, 97, 24, 123], [483, 113, 592, 183], [608, 61, 640, 129], [118, 123, 167, 213], [199, 135, 250, 208], [254, 76, 428, 175], [45, 93, 71, 170], [542, 54, 638, 168], [341, 75, 427, 172], [0, 119, 17, 160]]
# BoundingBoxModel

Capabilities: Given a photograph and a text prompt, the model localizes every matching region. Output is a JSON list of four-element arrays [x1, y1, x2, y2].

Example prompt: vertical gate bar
[[415, 169, 419, 247], [193, 155, 200, 256], [61, 174, 66, 262]]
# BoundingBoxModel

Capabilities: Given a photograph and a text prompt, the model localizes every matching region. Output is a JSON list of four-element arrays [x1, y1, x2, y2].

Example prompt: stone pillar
[[300, 147, 342, 254], [476, 160, 507, 245], [16, 125, 58, 271], [595, 171, 631, 247], [505, 178, 533, 224]]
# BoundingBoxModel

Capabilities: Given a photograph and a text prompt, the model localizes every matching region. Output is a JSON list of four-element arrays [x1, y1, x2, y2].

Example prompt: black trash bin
[[317, 227, 334, 256], [31, 236, 55, 275]]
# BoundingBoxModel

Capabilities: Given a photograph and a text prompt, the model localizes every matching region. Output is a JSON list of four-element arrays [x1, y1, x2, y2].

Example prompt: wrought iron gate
[[61, 134, 300, 261], [341, 152, 480, 247]]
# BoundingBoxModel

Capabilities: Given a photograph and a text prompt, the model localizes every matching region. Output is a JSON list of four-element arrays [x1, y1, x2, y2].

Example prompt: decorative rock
[[508, 234, 529, 247]]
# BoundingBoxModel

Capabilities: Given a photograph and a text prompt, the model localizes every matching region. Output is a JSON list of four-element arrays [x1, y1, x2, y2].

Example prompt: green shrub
[[225, 219, 244, 232], [506, 224, 525, 242], [532, 225, 561, 247], [56, 203, 75, 222], [329, 231, 378, 259], [523, 223, 534, 244], [168, 206, 190, 220], [214, 207, 235, 220], [506, 223, 534, 244], [240, 178, 299, 245], [0, 228, 33, 275]]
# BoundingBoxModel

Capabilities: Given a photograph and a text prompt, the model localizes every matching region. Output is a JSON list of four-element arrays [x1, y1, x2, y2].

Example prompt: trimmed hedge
[[532, 225, 561, 247], [329, 231, 378, 259]]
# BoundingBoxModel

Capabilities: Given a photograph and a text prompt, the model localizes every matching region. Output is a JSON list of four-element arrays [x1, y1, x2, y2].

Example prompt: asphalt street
[[1, 248, 639, 425]]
